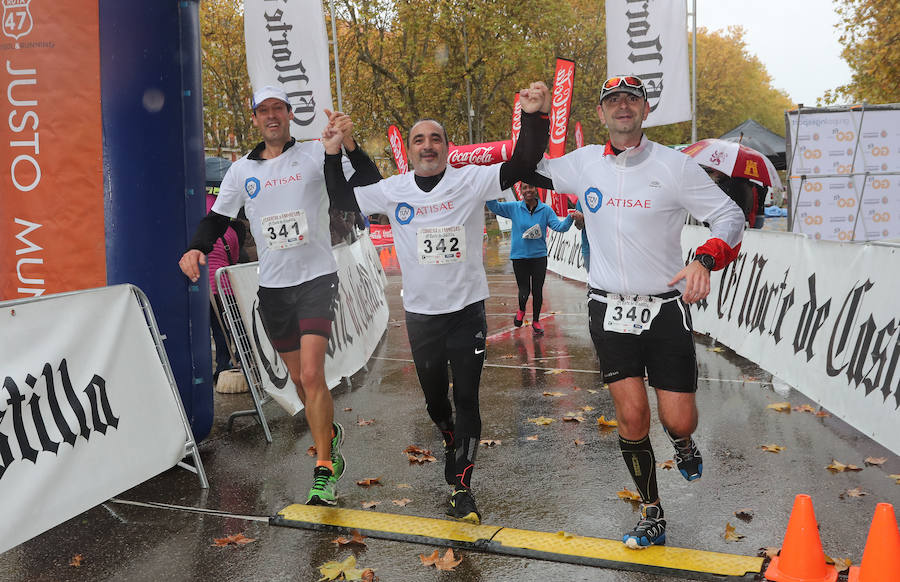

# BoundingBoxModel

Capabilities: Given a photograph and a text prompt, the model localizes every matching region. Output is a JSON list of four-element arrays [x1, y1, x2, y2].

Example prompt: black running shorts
[[257, 272, 339, 352], [588, 292, 698, 393]]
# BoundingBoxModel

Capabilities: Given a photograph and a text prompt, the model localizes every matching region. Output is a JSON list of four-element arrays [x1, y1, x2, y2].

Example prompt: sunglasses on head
[[601, 76, 647, 99]]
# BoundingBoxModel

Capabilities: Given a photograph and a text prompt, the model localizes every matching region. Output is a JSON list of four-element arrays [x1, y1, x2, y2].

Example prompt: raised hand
[[325, 108, 357, 151], [321, 122, 344, 155], [519, 81, 551, 114]]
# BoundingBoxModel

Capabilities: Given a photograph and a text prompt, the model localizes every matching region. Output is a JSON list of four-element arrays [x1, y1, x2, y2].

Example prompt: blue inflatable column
[[99, 0, 212, 439]]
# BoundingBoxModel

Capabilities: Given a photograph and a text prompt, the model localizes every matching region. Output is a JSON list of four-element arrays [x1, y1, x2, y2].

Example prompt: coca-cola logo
[[511, 99, 522, 133], [448, 146, 497, 166], [549, 65, 575, 146], [388, 126, 408, 173]]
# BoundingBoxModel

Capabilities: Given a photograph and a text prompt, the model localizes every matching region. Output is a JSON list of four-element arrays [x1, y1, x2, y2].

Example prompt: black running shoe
[[665, 428, 703, 481], [446, 487, 481, 524], [623, 503, 666, 549]]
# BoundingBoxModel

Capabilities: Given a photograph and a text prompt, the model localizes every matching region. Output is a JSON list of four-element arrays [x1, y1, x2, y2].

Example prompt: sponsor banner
[[243, 0, 332, 140], [0, 285, 192, 553], [682, 225, 900, 456], [387, 124, 408, 174], [787, 108, 900, 242], [546, 227, 587, 282], [369, 224, 394, 246], [548, 57, 575, 159], [1, 0, 105, 299], [511, 94, 521, 200], [447, 140, 511, 168], [220, 234, 388, 414], [605, 0, 690, 127]]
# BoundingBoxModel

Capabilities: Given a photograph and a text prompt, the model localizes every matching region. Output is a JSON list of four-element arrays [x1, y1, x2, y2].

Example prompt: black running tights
[[512, 257, 547, 320]]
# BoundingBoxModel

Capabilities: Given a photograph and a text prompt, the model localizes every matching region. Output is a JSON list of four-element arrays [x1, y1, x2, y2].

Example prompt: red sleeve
[[696, 238, 741, 270]]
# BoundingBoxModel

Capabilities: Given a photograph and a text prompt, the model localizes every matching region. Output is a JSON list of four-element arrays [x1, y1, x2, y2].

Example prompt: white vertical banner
[[244, 0, 333, 140], [605, 0, 690, 127]]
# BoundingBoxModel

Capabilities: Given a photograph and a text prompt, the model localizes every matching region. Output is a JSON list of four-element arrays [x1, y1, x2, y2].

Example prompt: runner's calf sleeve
[[618, 435, 659, 503], [454, 436, 479, 489]]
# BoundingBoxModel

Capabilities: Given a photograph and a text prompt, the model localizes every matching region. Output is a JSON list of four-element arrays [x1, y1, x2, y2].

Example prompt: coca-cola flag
[[605, 0, 690, 127], [387, 125, 408, 174], [244, 0, 333, 140], [548, 58, 575, 159], [511, 94, 522, 199], [447, 141, 512, 168]]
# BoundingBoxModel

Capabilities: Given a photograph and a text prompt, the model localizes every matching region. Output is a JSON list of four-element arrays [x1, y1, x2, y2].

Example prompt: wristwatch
[[695, 254, 715, 271]]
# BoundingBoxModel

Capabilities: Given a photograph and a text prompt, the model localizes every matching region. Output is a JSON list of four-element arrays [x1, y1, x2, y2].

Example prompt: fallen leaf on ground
[[343, 407, 352, 412], [392, 498, 412, 506], [766, 402, 791, 413], [356, 477, 382, 487], [526, 435, 539, 441], [617, 487, 642, 502], [555, 531, 575, 540], [827, 459, 863, 473], [760, 444, 785, 453], [864, 456, 887, 466], [361, 501, 381, 509], [889, 474, 900, 484], [657, 460, 676, 470], [815, 410, 831, 417], [724, 522, 745, 541], [318, 555, 374, 581], [757, 547, 779, 559], [404, 445, 432, 455], [597, 415, 618, 428], [396, 483, 411, 488], [528, 416, 555, 425], [307, 446, 317, 457], [839, 487, 868, 499], [542, 391, 565, 397], [824, 554, 853, 572], [708, 346, 725, 353], [742, 375, 759, 382], [480, 439, 501, 446], [407, 452, 437, 464], [734, 508, 754, 522], [419, 548, 463, 571], [544, 369, 565, 375], [69, 554, 84, 567], [332, 530, 367, 547], [500, 354, 516, 359], [793, 404, 817, 413], [587, 389, 599, 394], [580, 405, 594, 412], [562, 414, 585, 423], [573, 439, 585, 446], [357, 417, 375, 426], [213, 533, 256, 547]]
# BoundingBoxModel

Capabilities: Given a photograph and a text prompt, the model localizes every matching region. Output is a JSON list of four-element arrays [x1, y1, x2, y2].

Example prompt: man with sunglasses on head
[[530, 75, 744, 548], [323, 82, 552, 525], [179, 86, 382, 507]]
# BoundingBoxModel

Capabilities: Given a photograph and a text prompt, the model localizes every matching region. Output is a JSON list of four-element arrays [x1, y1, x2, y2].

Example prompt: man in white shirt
[[179, 86, 381, 506], [533, 75, 745, 548], [323, 82, 552, 524]]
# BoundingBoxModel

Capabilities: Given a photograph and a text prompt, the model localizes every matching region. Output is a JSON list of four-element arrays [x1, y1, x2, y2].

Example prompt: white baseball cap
[[251, 85, 291, 110]]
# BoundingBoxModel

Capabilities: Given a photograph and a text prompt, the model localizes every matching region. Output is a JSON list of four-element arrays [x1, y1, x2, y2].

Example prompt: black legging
[[512, 257, 547, 321], [405, 301, 486, 489]]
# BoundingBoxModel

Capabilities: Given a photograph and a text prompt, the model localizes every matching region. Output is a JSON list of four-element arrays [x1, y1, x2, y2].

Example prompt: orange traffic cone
[[848, 503, 900, 582], [765, 494, 838, 582]]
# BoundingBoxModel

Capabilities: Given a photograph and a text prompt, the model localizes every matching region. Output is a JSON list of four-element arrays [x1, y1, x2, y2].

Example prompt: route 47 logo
[[3, 0, 33, 41]]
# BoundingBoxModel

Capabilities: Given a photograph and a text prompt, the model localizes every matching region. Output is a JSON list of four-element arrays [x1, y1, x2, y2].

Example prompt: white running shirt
[[213, 140, 345, 288], [538, 135, 744, 295], [355, 164, 504, 314]]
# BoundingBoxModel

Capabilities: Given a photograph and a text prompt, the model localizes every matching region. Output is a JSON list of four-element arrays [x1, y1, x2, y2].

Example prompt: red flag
[[387, 125, 408, 174], [447, 140, 512, 168], [511, 94, 522, 199], [548, 58, 575, 159]]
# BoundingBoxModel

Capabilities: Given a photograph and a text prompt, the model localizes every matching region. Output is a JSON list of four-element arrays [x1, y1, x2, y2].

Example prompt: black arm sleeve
[[325, 153, 362, 212], [345, 144, 383, 187], [522, 170, 554, 190], [499, 111, 551, 190], [188, 211, 230, 254]]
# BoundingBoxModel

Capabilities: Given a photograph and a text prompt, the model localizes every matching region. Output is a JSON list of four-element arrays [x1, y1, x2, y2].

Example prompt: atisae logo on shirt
[[585, 187, 603, 213], [396, 202, 414, 225], [245, 177, 261, 199]]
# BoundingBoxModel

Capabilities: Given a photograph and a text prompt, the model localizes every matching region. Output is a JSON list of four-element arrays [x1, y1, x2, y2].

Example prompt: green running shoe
[[330, 422, 345, 482], [306, 465, 337, 506]]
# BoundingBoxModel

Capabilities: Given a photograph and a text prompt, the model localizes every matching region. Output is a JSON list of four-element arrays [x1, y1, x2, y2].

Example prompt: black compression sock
[[618, 434, 659, 503]]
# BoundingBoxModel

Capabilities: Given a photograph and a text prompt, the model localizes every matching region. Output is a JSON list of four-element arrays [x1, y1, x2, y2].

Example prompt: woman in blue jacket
[[487, 182, 579, 334]]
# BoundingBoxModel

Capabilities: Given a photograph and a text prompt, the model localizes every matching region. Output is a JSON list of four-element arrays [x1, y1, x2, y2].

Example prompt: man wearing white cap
[[178, 85, 381, 506], [530, 74, 745, 548]]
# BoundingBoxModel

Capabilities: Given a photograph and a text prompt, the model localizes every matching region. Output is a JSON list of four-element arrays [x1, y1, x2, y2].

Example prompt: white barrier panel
[[546, 227, 587, 283], [221, 234, 389, 415], [683, 225, 900, 455], [0, 285, 203, 554]]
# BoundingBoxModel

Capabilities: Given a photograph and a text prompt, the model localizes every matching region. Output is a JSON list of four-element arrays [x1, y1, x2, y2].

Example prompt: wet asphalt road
[[2, 236, 898, 582]]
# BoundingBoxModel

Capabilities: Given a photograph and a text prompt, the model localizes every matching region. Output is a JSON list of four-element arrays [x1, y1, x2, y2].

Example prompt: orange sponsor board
[[1, 0, 104, 299]]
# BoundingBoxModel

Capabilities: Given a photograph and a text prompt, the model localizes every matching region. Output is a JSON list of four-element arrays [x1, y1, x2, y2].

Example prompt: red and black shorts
[[588, 289, 698, 393], [257, 272, 339, 353]]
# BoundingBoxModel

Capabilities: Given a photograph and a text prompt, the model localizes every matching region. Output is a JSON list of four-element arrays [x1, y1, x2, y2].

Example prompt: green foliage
[[823, 0, 900, 105]]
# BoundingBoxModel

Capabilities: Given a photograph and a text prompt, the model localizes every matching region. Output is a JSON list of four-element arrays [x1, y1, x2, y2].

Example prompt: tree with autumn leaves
[[199, 0, 792, 159]]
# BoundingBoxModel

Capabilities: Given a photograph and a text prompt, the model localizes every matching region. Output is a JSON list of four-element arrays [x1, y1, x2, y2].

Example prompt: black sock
[[619, 434, 659, 503]]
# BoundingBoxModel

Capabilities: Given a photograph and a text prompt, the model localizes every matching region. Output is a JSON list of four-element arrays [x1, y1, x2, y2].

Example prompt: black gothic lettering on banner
[[262, 7, 317, 126], [547, 230, 584, 270], [688, 244, 900, 411], [1, 359, 119, 481], [622, 0, 664, 113]]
